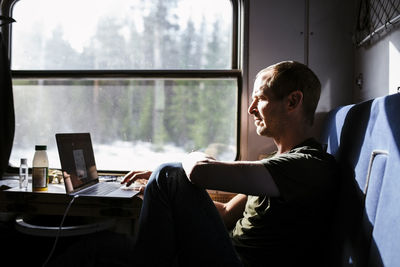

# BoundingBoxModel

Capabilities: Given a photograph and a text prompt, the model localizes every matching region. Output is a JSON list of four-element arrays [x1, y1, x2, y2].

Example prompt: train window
[[8, 0, 240, 170], [11, 0, 234, 70]]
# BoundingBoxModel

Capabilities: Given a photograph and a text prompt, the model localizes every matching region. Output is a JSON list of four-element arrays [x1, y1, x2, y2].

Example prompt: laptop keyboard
[[82, 182, 119, 196]]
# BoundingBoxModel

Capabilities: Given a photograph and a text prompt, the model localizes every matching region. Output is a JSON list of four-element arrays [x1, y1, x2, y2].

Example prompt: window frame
[[2, 0, 244, 167]]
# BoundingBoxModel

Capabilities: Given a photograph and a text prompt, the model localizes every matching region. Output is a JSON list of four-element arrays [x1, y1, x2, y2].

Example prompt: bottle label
[[32, 167, 48, 190], [19, 168, 28, 189]]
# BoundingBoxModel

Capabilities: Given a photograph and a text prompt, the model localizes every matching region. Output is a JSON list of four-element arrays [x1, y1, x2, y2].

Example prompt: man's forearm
[[214, 194, 247, 230], [182, 151, 215, 182]]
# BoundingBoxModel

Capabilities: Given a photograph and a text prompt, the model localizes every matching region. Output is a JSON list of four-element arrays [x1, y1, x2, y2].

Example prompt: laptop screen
[[56, 133, 99, 193]]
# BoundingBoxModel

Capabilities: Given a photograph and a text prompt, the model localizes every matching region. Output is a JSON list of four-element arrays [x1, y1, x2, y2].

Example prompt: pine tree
[[180, 19, 197, 69], [43, 25, 79, 69], [140, 0, 179, 146], [91, 17, 128, 69], [205, 18, 231, 69]]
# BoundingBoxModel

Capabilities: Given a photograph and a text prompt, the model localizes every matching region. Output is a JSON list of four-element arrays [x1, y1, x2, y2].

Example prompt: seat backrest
[[320, 93, 400, 267]]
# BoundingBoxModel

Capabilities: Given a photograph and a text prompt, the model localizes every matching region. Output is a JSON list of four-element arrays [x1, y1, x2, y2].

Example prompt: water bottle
[[32, 145, 49, 192], [19, 158, 29, 190]]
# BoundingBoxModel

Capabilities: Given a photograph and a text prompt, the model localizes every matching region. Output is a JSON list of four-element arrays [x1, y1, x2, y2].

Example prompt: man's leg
[[133, 162, 242, 266]]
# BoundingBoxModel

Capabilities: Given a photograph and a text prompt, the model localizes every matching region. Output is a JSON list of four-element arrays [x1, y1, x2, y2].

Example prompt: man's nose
[[248, 99, 257, 115]]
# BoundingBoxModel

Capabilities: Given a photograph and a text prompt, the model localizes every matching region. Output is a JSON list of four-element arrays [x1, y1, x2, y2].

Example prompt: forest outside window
[[8, 0, 240, 171]]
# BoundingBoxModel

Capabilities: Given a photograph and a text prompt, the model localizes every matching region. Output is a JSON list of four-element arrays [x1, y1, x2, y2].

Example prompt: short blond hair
[[257, 61, 321, 125]]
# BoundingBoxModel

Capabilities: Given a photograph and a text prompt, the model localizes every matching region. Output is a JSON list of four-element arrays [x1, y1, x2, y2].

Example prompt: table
[[0, 180, 143, 219], [0, 175, 235, 235], [0, 177, 143, 236]]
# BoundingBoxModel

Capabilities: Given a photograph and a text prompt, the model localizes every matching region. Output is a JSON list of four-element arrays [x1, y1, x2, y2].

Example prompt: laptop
[[55, 133, 139, 198]]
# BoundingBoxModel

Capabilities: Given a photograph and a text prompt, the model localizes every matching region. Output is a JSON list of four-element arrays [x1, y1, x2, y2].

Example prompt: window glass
[[10, 0, 238, 171], [11, 0, 233, 70], [10, 79, 238, 170]]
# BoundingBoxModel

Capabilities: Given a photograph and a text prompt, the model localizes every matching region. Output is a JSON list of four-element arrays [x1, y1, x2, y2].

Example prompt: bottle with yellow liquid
[[32, 145, 49, 192]]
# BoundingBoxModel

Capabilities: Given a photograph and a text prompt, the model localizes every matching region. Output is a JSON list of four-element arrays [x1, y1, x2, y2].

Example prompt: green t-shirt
[[231, 138, 339, 266]]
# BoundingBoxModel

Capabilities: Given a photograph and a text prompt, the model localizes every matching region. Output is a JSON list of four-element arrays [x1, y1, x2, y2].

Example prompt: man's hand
[[121, 170, 152, 189]]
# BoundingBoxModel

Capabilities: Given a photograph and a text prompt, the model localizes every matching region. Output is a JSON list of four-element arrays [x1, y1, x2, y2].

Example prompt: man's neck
[[274, 126, 313, 154]]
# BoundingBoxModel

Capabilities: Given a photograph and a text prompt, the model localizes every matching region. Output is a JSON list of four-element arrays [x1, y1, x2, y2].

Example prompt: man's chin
[[256, 127, 270, 137], [256, 127, 272, 137]]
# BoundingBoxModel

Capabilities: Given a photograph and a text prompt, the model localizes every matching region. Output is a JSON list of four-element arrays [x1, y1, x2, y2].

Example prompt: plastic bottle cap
[[35, 145, 47, 150], [20, 158, 27, 164]]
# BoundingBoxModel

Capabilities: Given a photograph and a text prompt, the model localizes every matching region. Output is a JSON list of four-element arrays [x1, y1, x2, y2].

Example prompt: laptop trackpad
[[106, 187, 140, 198]]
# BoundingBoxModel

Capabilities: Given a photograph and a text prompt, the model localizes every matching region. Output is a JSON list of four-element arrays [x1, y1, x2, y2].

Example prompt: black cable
[[42, 194, 80, 267]]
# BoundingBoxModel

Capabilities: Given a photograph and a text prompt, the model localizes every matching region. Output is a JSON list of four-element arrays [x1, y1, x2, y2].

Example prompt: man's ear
[[287, 90, 303, 110]]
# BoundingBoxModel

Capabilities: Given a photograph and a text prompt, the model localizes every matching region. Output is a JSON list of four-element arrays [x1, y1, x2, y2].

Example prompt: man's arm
[[182, 152, 280, 196], [214, 194, 247, 230]]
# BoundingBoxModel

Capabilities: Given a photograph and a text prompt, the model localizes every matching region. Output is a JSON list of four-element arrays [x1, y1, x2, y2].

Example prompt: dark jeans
[[50, 162, 242, 267], [133, 162, 243, 266]]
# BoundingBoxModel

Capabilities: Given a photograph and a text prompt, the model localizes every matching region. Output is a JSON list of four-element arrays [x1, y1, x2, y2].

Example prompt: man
[[122, 61, 338, 266]]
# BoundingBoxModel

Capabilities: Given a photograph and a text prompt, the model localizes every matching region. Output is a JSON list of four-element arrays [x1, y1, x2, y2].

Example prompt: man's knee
[[145, 162, 186, 193]]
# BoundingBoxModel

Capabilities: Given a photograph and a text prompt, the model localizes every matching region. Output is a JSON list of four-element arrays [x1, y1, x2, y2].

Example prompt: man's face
[[248, 71, 286, 137]]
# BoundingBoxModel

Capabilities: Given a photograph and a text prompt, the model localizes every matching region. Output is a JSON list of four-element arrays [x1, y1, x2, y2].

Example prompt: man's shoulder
[[260, 138, 338, 184], [286, 138, 336, 164], [291, 138, 324, 153], [261, 142, 334, 166]]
